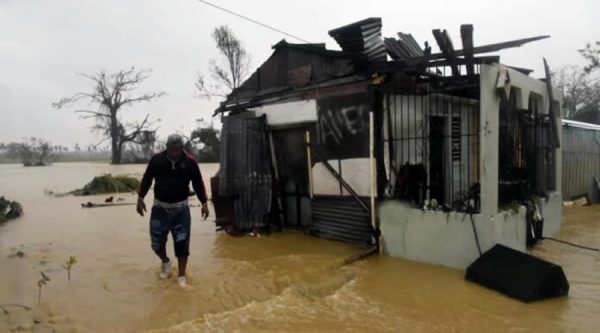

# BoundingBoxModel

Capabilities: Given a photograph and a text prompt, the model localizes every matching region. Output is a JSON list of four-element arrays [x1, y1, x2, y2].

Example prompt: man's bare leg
[[156, 246, 169, 263], [177, 256, 187, 277]]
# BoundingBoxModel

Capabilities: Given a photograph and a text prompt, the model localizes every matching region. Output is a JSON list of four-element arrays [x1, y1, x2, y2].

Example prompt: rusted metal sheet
[[562, 122, 600, 202]]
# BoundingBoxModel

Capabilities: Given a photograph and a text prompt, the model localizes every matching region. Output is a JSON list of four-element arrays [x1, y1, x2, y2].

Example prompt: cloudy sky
[[1, 0, 598, 148]]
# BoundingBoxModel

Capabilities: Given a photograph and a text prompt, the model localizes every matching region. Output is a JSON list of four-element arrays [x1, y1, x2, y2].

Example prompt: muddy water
[[0, 163, 599, 332]]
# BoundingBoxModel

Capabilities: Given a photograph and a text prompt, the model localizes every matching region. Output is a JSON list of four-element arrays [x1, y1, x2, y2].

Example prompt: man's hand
[[201, 203, 209, 220], [136, 198, 147, 217]]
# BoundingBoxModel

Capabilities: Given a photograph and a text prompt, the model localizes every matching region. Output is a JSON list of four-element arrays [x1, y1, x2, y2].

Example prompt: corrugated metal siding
[[311, 196, 373, 245], [219, 115, 273, 230], [562, 124, 600, 202]]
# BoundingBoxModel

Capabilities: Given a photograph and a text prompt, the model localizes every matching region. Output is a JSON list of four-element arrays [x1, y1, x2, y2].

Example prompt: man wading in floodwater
[[136, 134, 209, 287]]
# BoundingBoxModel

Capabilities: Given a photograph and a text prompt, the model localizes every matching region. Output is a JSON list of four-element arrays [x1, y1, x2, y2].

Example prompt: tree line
[[554, 42, 600, 122], [9, 26, 599, 165]]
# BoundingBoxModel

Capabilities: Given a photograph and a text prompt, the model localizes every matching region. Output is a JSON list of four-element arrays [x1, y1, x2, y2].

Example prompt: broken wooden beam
[[432, 29, 460, 77], [403, 35, 550, 63], [543, 57, 561, 148], [426, 55, 499, 68], [507, 66, 534, 75], [461, 24, 475, 76]]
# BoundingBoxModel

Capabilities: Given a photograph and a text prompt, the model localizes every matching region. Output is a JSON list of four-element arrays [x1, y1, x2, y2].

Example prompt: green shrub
[[71, 174, 140, 196]]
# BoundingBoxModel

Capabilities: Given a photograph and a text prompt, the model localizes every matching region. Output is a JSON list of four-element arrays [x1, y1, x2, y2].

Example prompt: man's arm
[[137, 157, 155, 199], [190, 162, 208, 204], [136, 157, 155, 216], [190, 161, 210, 220]]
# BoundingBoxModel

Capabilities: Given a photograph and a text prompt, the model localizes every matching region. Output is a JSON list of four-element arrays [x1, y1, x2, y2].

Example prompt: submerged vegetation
[[0, 196, 23, 223], [70, 174, 139, 196], [63, 256, 78, 282], [37, 272, 51, 304]]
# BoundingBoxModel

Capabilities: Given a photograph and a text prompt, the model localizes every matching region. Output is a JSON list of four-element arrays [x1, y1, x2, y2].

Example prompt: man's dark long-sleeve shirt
[[137, 151, 208, 204]]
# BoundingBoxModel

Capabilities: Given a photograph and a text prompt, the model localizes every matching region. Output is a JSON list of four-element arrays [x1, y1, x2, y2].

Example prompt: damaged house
[[211, 18, 563, 269]]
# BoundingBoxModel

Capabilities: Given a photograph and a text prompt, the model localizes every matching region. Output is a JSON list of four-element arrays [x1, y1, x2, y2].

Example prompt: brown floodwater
[[0, 162, 599, 332]]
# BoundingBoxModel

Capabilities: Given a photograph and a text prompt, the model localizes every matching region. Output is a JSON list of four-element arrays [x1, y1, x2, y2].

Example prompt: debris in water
[[0, 196, 23, 223], [7, 250, 25, 259]]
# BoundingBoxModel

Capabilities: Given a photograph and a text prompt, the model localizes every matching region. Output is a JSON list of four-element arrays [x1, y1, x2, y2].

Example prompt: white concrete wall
[[378, 64, 564, 269], [251, 100, 317, 126], [379, 201, 526, 269], [479, 65, 501, 215], [311, 158, 372, 197], [312, 160, 343, 196], [539, 192, 563, 237]]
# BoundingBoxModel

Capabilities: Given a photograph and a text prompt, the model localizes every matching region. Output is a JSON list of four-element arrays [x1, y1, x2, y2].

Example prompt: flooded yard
[[0, 162, 599, 332]]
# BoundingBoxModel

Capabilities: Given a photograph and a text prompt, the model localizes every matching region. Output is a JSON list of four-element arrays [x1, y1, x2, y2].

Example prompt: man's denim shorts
[[149, 205, 191, 258]]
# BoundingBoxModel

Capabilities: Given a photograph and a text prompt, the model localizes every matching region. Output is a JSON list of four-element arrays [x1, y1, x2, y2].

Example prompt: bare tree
[[553, 66, 600, 119], [553, 42, 600, 123], [134, 130, 158, 161], [579, 41, 600, 73], [196, 25, 251, 99], [53, 68, 165, 164]]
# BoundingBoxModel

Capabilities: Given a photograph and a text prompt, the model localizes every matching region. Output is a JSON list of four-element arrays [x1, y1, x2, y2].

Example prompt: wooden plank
[[543, 57, 561, 148], [433, 29, 460, 77], [507, 66, 534, 75], [426, 55, 499, 68], [404, 35, 550, 63], [461, 24, 475, 76]]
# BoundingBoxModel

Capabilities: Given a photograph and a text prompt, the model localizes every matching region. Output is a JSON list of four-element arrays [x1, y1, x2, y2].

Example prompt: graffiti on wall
[[317, 93, 370, 159]]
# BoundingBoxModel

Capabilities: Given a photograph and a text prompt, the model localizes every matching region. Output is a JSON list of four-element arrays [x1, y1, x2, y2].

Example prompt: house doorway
[[270, 126, 312, 228]]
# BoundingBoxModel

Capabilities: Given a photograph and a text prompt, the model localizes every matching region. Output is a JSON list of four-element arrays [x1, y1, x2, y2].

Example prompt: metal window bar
[[383, 66, 481, 212], [498, 92, 556, 207]]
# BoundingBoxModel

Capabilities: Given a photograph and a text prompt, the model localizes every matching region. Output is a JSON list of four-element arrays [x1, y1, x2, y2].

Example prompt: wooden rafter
[[461, 24, 475, 76]]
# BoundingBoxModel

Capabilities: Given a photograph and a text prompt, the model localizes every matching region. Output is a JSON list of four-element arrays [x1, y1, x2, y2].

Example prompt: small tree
[[53, 68, 165, 164], [190, 125, 221, 163], [196, 25, 251, 99], [138, 130, 158, 161], [37, 272, 51, 304], [6, 137, 55, 166], [62, 256, 78, 282]]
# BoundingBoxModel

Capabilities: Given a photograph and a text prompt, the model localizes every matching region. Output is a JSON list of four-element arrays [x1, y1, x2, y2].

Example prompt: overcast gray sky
[[1, 0, 598, 148]]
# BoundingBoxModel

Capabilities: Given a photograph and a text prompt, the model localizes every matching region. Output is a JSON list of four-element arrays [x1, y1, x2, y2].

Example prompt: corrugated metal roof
[[562, 119, 600, 131], [384, 33, 424, 60], [328, 17, 387, 63]]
